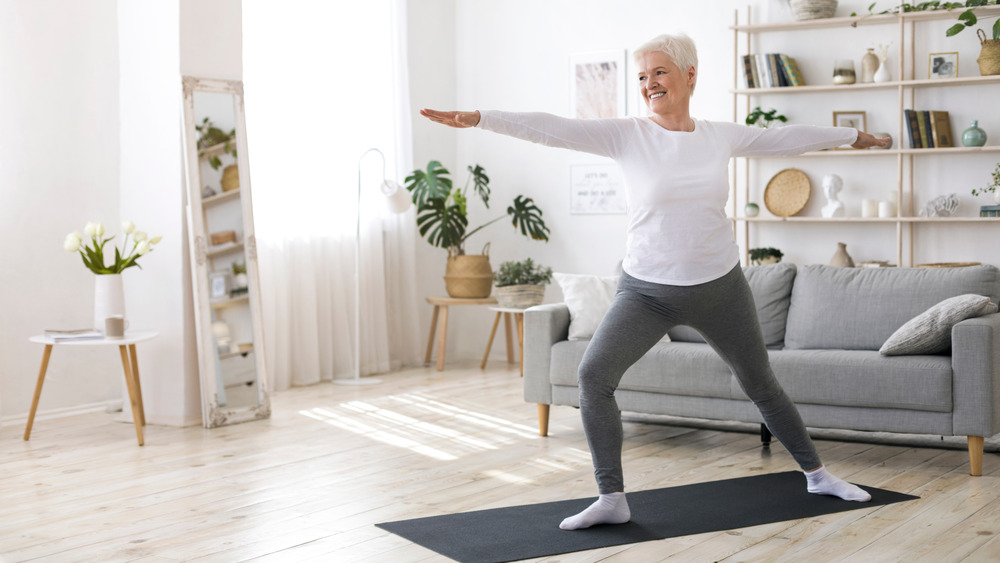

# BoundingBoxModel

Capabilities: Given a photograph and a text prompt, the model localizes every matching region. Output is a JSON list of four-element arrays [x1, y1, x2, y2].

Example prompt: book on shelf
[[980, 205, 1000, 217], [916, 111, 932, 148], [43, 328, 103, 341], [904, 109, 954, 149], [929, 111, 954, 147], [742, 53, 803, 88], [779, 54, 806, 86]]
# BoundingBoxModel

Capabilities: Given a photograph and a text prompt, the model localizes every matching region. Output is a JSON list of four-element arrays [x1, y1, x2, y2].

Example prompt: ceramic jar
[[861, 48, 879, 83], [962, 120, 988, 147], [830, 242, 855, 268]]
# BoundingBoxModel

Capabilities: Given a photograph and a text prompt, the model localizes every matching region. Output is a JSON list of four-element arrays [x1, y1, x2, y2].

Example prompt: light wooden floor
[[3, 362, 999, 562]]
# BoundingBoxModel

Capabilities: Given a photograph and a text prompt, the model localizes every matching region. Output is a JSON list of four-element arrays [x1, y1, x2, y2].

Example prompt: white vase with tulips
[[64, 221, 162, 331]]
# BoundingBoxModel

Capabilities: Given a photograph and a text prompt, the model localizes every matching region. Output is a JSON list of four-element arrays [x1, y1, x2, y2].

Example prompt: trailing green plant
[[405, 160, 550, 256], [196, 117, 238, 170], [971, 161, 1000, 196], [746, 107, 788, 128], [749, 247, 784, 266], [853, 1, 999, 41], [493, 258, 553, 287]]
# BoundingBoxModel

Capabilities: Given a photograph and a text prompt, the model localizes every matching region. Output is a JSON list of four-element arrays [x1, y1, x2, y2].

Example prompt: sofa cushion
[[785, 264, 1000, 351], [744, 349, 954, 412], [668, 263, 796, 347], [552, 273, 619, 340], [879, 294, 998, 355]]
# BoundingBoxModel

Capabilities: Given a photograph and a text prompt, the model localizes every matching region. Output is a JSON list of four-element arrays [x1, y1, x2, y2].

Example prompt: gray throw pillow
[[879, 294, 998, 355]]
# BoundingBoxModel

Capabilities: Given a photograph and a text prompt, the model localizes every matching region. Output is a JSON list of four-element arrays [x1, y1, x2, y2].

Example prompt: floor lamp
[[334, 148, 412, 386]]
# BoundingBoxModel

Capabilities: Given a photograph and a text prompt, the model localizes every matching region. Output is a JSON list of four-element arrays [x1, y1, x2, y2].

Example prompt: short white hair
[[633, 33, 699, 93]]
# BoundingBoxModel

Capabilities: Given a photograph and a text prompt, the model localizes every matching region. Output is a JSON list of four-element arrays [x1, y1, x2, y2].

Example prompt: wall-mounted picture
[[569, 50, 626, 119], [929, 52, 958, 79], [570, 164, 626, 214]]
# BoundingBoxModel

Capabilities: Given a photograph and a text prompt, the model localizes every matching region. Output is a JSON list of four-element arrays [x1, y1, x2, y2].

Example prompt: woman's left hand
[[852, 131, 890, 149]]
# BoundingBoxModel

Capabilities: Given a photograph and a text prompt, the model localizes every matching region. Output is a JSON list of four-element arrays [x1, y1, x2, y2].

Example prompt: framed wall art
[[569, 50, 627, 119]]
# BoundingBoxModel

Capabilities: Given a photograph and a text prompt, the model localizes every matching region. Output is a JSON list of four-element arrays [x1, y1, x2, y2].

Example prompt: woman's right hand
[[420, 109, 481, 128]]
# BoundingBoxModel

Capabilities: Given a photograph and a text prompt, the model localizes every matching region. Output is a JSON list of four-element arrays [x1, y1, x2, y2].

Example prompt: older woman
[[421, 33, 887, 531]]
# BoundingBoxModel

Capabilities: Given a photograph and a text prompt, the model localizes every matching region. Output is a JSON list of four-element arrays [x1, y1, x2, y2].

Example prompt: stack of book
[[903, 110, 953, 148], [980, 205, 1000, 218], [44, 328, 103, 341], [742, 53, 805, 88]]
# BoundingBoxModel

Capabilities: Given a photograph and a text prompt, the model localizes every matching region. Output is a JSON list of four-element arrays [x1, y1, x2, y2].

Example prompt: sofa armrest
[[952, 312, 1000, 437], [523, 303, 570, 405]]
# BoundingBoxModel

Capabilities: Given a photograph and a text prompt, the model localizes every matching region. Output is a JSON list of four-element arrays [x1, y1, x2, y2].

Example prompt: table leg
[[119, 345, 145, 446], [503, 313, 514, 364], [23, 344, 53, 441], [424, 305, 440, 366], [481, 311, 502, 370], [435, 306, 449, 371], [516, 313, 525, 377], [128, 344, 146, 427]]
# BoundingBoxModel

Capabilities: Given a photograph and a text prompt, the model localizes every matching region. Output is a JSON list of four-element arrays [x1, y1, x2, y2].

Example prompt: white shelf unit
[[731, 5, 1000, 267]]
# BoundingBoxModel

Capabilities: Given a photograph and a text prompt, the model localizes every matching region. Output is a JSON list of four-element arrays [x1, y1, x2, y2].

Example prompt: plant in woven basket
[[405, 160, 550, 257], [746, 107, 788, 128], [749, 247, 784, 266], [493, 258, 553, 287]]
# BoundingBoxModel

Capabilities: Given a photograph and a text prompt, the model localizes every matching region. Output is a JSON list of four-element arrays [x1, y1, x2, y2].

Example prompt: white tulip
[[133, 231, 148, 242], [64, 236, 80, 252], [122, 220, 135, 234], [149, 235, 162, 245], [95, 222, 105, 237], [84, 222, 97, 237], [137, 240, 152, 255]]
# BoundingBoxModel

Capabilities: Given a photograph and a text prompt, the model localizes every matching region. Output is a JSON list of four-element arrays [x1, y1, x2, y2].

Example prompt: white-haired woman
[[422, 33, 887, 531]]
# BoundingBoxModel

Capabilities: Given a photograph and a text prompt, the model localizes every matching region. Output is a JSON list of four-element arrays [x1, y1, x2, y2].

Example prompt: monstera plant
[[405, 160, 550, 256], [405, 160, 550, 298]]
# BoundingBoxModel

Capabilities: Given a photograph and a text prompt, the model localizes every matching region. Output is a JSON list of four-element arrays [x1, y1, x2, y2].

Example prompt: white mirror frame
[[181, 76, 270, 427]]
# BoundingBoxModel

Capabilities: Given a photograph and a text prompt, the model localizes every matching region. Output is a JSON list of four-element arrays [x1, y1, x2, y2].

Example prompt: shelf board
[[734, 74, 1000, 95], [199, 140, 235, 157], [747, 145, 1000, 158], [202, 188, 240, 208], [206, 241, 245, 258], [210, 294, 250, 310], [733, 217, 1000, 223], [731, 5, 1000, 32]]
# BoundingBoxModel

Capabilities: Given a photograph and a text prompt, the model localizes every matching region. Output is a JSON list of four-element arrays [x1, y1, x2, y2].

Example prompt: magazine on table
[[43, 328, 103, 341]]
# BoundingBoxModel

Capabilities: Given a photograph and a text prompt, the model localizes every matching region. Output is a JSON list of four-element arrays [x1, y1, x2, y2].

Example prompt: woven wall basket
[[978, 30, 1000, 76], [494, 284, 546, 309], [444, 244, 493, 298]]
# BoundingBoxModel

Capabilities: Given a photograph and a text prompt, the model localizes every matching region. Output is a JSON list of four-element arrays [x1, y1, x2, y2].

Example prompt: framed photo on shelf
[[209, 271, 231, 300], [929, 52, 958, 79], [833, 111, 867, 148], [569, 50, 626, 119]]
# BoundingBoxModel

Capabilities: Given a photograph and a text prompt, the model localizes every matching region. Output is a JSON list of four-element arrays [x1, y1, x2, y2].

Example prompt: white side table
[[25, 330, 159, 446], [481, 307, 527, 376]]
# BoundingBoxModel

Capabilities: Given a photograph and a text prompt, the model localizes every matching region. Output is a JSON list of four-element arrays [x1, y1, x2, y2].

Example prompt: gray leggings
[[579, 265, 821, 494]]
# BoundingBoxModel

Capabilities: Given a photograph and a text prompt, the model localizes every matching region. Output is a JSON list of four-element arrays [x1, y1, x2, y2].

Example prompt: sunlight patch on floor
[[300, 407, 457, 461]]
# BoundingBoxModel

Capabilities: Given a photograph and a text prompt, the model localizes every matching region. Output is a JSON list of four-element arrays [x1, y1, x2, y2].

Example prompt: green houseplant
[[971, 161, 1000, 203], [405, 160, 551, 298], [195, 117, 237, 171], [493, 258, 553, 308], [749, 247, 784, 266], [745, 107, 788, 128]]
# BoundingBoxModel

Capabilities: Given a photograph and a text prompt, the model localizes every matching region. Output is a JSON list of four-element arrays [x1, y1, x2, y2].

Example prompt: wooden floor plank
[[1, 363, 998, 562]]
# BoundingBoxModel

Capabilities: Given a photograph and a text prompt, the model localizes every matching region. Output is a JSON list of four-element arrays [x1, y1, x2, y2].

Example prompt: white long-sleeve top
[[477, 110, 858, 285]]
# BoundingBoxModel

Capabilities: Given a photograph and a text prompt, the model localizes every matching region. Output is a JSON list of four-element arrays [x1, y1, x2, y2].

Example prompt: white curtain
[[243, 0, 421, 389]]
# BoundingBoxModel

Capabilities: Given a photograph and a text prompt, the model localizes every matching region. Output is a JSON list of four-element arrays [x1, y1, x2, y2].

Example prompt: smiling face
[[637, 51, 695, 116]]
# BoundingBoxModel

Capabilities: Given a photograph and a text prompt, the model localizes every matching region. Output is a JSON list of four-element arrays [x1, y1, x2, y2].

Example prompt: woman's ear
[[687, 65, 696, 88]]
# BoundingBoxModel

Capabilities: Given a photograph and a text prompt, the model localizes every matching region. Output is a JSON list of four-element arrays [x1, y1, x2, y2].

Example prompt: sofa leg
[[968, 436, 984, 476], [761, 423, 772, 449], [537, 404, 550, 437]]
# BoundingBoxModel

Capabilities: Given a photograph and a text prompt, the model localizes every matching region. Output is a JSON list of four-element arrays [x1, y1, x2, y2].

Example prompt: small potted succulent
[[492, 258, 553, 308], [746, 107, 788, 128], [749, 247, 784, 266]]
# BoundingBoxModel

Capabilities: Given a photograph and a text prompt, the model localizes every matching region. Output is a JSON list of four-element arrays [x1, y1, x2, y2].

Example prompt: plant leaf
[[506, 195, 550, 242], [958, 9, 978, 24], [993, 17, 1000, 40], [946, 22, 968, 35], [467, 164, 491, 208], [415, 197, 467, 249], [405, 160, 453, 209]]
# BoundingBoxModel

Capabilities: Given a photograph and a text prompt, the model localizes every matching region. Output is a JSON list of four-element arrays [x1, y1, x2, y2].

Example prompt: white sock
[[559, 492, 631, 530], [805, 466, 871, 502]]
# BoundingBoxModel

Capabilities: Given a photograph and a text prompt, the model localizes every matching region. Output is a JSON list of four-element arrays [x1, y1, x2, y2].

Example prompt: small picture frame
[[929, 52, 958, 79], [209, 271, 231, 300], [833, 111, 867, 148]]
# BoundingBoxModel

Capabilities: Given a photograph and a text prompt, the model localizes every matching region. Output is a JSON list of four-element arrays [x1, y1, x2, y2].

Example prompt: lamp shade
[[381, 179, 412, 214]]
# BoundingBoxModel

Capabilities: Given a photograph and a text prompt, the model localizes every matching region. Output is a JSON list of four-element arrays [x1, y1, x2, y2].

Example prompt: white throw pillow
[[553, 272, 671, 343], [879, 294, 998, 355]]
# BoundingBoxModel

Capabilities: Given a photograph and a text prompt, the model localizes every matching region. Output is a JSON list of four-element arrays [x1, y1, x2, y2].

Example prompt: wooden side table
[[481, 306, 526, 376], [424, 296, 497, 371], [25, 330, 158, 446]]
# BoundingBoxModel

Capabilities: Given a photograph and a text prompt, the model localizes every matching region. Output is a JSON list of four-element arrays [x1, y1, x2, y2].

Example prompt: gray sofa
[[524, 263, 1000, 476]]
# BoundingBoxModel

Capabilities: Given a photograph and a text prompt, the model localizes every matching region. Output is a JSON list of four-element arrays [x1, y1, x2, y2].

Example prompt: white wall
[[0, 0, 122, 420], [408, 0, 1000, 362]]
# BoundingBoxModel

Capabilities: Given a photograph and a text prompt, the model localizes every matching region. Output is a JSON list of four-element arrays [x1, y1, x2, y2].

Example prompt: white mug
[[105, 315, 129, 339]]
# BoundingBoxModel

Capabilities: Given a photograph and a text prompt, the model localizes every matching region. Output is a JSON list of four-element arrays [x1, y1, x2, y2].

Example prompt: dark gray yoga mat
[[376, 471, 917, 563]]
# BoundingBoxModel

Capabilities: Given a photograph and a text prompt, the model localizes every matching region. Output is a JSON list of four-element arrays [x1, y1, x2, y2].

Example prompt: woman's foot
[[559, 492, 631, 530], [805, 466, 871, 502]]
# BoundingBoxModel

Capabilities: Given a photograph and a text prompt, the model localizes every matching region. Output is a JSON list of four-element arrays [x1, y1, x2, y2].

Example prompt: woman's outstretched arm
[[420, 109, 481, 128]]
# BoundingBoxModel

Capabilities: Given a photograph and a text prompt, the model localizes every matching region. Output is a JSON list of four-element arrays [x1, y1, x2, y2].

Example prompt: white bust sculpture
[[822, 174, 845, 218]]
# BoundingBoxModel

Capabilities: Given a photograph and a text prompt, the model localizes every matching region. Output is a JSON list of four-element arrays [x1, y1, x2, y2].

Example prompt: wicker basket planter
[[494, 284, 546, 309], [978, 29, 1000, 76], [444, 252, 493, 298]]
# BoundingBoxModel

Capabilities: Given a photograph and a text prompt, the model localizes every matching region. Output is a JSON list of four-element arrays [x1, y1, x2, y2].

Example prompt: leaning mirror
[[181, 77, 270, 427]]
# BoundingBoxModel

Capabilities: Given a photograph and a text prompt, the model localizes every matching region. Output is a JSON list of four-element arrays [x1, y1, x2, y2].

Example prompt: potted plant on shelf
[[972, 161, 1000, 206], [196, 117, 240, 193], [405, 160, 551, 298], [749, 247, 784, 266], [493, 258, 553, 308], [745, 107, 788, 128]]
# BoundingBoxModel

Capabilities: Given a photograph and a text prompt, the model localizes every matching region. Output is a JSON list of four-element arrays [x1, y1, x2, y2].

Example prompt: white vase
[[873, 59, 891, 83], [94, 274, 126, 332]]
